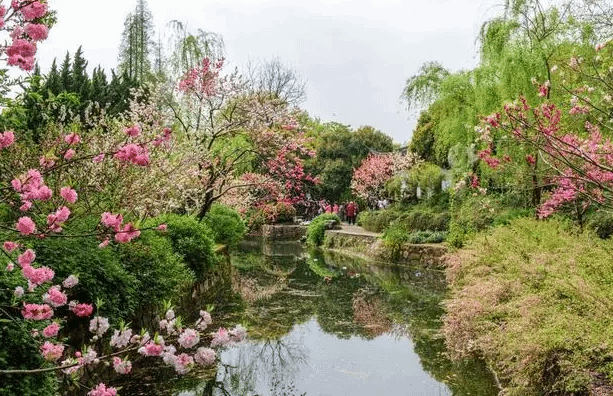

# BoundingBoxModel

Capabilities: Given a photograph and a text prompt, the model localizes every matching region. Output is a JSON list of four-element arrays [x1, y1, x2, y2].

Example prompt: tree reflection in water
[[216, 338, 307, 396], [167, 241, 499, 396]]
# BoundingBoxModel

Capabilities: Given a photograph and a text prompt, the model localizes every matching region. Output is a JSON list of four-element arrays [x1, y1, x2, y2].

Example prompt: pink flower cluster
[[87, 383, 117, 396], [12, 169, 53, 204], [25, 23, 48, 41], [138, 339, 165, 357], [178, 328, 200, 349], [64, 132, 81, 145], [89, 316, 110, 337], [100, 212, 140, 243], [42, 285, 68, 307], [195, 310, 212, 330], [123, 125, 140, 137], [177, 57, 221, 95], [22, 303, 53, 320], [3, 240, 19, 252], [47, 206, 70, 232], [114, 143, 149, 166], [0, 131, 15, 148], [152, 127, 172, 147], [112, 357, 132, 374], [40, 341, 64, 361], [69, 302, 94, 317], [194, 347, 216, 366], [110, 328, 133, 349], [42, 322, 60, 338], [60, 187, 78, 203], [17, 248, 35, 266], [13, 0, 48, 20], [22, 264, 54, 288], [6, 38, 36, 71], [62, 274, 78, 288]]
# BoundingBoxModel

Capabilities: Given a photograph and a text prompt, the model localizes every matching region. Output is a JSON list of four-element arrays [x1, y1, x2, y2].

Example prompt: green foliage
[[403, 61, 450, 112], [117, 229, 194, 307], [407, 230, 447, 244], [395, 209, 450, 232], [118, 0, 155, 82], [147, 214, 218, 279], [0, 50, 141, 143], [444, 218, 613, 395], [0, 321, 57, 396], [306, 213, 340, 246], [31, 216, 140, 323], [446, 194, 531, 248], [304, 119, 395, 202], [587, 210, 613, 239], [203, 203, 247, 248], [356, 208, 402, 233], [408, 110, 436, 163]]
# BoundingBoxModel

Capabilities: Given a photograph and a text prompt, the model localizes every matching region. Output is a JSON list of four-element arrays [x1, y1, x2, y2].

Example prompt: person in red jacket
[[346, 201, 357, 225]]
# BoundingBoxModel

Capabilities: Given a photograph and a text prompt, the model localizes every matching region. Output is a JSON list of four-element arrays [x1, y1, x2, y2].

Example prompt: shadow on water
[[124, 239, 499, 396]]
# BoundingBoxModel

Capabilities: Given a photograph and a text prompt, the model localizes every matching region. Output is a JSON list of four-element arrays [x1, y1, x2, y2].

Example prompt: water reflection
[[171, 241, 498, 396]]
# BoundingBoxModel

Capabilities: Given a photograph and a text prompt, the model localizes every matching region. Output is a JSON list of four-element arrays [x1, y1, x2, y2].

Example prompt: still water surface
[[125, 240, 498, 396]]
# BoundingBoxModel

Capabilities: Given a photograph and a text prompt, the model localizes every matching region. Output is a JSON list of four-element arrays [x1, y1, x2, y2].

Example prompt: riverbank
[[442, 218, 613, 395], [322, 225, 447, 268]]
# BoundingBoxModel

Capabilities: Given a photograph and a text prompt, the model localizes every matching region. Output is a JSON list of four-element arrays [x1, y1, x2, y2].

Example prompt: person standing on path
[[346, 201, 357, 225]]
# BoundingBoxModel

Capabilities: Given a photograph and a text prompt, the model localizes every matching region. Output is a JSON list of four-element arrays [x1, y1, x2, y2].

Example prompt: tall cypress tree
[[72, 46, 90, 101], [118, 0, 154, 82], [59, 51, 71, 92], [45, 59, 62, 96]]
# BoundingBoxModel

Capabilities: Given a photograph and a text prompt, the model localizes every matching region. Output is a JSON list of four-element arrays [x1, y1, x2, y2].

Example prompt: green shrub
[[587, 210, 613, 239], [358, 208, 402, 232], [446, 194, 529, 247], [32, 216, 140, 323], [117, 230, 194, 308], [204, 204, 247, 248], [396, 210, 449, 232], [381, 222, 408, 258], [307, 213, 340, 246], [407, 230, 447, 244], [147, 214, 218, 279]]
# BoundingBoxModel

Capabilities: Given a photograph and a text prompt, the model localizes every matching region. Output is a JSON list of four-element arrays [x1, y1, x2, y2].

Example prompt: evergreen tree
[[45, 59, 62, 96], [59, 51, 71, 92], [118, 0, 155, 82], [72, 46, 90, 101]]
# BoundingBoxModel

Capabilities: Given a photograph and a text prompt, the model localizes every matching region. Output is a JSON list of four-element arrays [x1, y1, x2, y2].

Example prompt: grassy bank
[[442, 218, 613, 395]]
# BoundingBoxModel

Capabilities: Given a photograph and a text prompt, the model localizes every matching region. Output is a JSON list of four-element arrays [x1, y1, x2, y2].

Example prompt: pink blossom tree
[[170, 57, 318, 219], [350, 152, 421, 201], [473, 41, 613, 222]]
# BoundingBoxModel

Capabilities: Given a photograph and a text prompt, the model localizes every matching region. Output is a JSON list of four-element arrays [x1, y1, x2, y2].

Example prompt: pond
[[122, 240, 499, 396]]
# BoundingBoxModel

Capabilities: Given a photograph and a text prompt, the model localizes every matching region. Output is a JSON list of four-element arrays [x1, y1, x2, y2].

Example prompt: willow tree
[[165, 20, 225, 82]]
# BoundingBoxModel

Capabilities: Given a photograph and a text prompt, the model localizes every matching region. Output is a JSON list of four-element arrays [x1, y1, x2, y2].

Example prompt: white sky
[[36, 0, 504, 144]]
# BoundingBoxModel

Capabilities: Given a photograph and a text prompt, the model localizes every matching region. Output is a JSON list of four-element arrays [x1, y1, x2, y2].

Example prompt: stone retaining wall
[[323, 230, 447, 268], [261, 224, 307, 240]]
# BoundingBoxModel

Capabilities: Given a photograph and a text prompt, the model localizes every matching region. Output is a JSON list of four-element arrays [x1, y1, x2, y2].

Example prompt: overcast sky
[[36, 0, 503, 144]]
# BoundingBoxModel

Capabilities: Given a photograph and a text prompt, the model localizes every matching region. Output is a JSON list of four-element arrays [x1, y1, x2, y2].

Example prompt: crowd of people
[[299, 199, 359, 224]]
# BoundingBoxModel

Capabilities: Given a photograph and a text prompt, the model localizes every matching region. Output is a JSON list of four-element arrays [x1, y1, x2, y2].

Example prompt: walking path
[[332, 223, 382, 238]]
